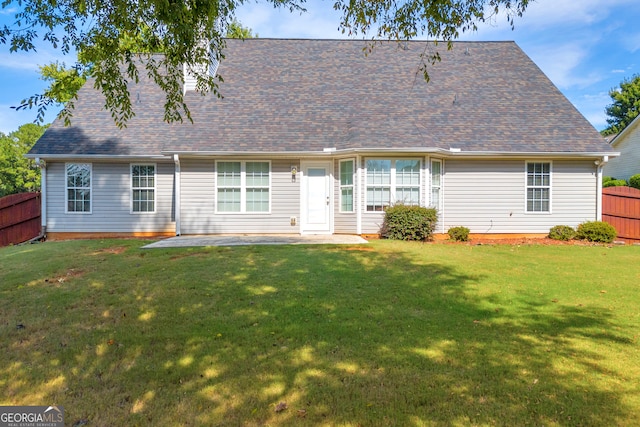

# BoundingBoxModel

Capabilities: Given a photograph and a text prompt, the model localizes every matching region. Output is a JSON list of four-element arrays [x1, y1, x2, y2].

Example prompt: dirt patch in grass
[[169, 252, 210, 261], [343, 246, 376, 251], [45, 268, 85, 286], [92, 246, 128, 255]]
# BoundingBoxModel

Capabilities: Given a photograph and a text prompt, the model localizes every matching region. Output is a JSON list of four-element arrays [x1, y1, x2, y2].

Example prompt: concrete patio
[[142, 234, 369, 248]]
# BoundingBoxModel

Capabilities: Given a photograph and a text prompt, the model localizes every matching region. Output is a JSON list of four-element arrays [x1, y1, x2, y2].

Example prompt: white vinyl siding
[[47, 162, 175, 232], [216, 161, 270, 213], [604, 120, 640, 181], [131, 164, 156, 213], [526, 162, 551, 213], [442, 159, 597, 234], [181, 159, 300, 234], [65, 163, 92, 213], [365, 158, 421, 211]]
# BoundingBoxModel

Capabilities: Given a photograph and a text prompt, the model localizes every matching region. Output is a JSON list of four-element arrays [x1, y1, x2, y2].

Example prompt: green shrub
[[576, 221, 617, 243], [548, 225, 576, 241], [448, 226, 470, 242], [602, 176, 615, 183], [629, 174, 640, 190], [603, 179, 628, 188], [381, 204, 438, 241]]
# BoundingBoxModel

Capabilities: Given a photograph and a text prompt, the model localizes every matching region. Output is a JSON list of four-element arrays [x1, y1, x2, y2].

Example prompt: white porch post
[[596, 155, 609, 221], [173, 154, 181, 236]]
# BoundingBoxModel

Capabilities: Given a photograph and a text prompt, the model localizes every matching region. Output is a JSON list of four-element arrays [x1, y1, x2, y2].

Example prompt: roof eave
[[610, 115, 640, 146], [164, 148, 619, 158], [26, 149, 619, 160], [437, 150, 620, 158], [25, 154, 173, 161]]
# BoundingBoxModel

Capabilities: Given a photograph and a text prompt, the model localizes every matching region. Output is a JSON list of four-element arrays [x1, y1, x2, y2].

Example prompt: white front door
[[301, 161, 332, 234]]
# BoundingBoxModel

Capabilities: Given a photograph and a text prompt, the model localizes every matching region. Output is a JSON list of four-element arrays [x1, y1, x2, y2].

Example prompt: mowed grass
[[1, 239, 639, 426]]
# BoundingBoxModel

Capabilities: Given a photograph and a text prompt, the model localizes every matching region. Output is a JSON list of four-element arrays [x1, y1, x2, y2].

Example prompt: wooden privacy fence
[[0, 192, 41, 246], [603, 186, 640, 242]]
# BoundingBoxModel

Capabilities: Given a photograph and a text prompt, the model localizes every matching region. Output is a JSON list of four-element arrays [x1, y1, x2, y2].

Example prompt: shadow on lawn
[[1, 242, 634, 426]]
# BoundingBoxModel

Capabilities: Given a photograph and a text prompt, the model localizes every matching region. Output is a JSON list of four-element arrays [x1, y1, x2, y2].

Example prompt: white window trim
[[130, 163, 157, 214], [364, 158, 422, 212], [65, 162, 92, 214], [339, 158, 356, 213], [525, 161, 553, 214], [215, 160, 272, 214], [429, 158, 443, 209]]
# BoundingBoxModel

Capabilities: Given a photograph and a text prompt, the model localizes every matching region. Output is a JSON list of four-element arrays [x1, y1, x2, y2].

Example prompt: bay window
[[365, 159, 421, 211]]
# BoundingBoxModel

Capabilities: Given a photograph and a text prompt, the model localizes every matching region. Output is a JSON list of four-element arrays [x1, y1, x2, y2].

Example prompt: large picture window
[[526, 162, 551, 212], [339, 159, 354, 212], [131, 164, 156, 213], [365, 159, 421, 211], [216, 161, 270, 213], [66, 163, 92, 213]]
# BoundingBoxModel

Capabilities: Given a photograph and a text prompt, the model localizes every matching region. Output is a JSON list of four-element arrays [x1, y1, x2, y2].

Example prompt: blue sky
[[1, 0, 639, 134]]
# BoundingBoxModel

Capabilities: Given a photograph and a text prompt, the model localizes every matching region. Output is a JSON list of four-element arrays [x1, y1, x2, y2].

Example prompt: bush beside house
[[381, 205, 438, 241]]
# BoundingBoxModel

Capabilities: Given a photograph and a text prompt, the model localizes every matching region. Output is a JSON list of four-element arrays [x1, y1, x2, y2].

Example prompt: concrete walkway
[[142, 234, 368, 248]]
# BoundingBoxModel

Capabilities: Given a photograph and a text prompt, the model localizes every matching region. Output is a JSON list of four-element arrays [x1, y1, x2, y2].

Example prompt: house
[[27, 39, 617, 240], [604, 115, 640, 181]]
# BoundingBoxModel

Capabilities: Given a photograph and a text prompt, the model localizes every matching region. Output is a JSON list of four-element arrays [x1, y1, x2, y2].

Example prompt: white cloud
[[0, 103, 59, 134], [0, 7, 18, 15], [0, 105, 32, 134], [570, 92, 612, 130], [623, 32, 640, 53], [526, 43, 602, 89], [0, 49, 72, 72], [235, 3, 346, 39]]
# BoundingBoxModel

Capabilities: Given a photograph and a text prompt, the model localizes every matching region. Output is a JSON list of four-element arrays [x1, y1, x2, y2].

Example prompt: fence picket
[[603, 186, 640, 242], [0, 192, 42, 246]]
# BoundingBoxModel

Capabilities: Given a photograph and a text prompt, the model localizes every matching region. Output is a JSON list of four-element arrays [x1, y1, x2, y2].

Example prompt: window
[[526, 162, 551, 212], [66, 163, 91, 213], [430, 159, 442, 209], [217, 161, 241, 212], [339, 160, 354, 212], [246, 162, 270, 212], [132, 164, 156, 213], [216, 161, 270, 213], [396, 160, 420, 205], [365, 159, 421, 211]]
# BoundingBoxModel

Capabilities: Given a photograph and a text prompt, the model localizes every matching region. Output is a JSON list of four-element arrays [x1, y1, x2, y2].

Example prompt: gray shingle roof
[[29, 39, 613, 157]]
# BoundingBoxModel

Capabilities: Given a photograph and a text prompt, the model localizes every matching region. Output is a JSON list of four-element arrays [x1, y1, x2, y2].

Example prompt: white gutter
[[25, 154, 172, 160], [356, 155, 362, 235], [27, 149, 619, 161], [595, 155, 609, 221], [164, 148, 619, 159], [173, 154, 181, 236], [35, 158, 47, 236]]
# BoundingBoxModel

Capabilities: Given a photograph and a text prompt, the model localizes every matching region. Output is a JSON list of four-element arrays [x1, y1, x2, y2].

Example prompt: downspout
[[595, 155, 609, 221], [441, 159, 446, 234], [173, 154, 181, 236], [34, 158, 47, 241], [356, 155, 362, 235]]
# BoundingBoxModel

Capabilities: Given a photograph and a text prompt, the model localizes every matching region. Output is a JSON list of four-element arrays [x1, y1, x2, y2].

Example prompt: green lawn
[[1, 239, 639, 426]]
